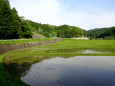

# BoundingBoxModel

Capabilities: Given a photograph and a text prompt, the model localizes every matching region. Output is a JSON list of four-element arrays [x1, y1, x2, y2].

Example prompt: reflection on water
[[3, 62, 31, 78], [45, 48, 115, 54], [11, 48, 115, 54], [3, 55, 115, 86]]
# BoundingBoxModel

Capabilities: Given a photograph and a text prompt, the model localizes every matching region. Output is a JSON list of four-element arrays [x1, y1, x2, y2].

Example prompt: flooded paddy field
[[2, 39, 115, 86]]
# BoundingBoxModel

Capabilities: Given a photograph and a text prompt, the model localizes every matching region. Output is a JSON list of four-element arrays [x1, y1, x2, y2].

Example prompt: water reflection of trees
[[45, 48, 85, 53], [3, 55, 77, 78], [45, 48, 115, 53], [3, 62, 31, 78]]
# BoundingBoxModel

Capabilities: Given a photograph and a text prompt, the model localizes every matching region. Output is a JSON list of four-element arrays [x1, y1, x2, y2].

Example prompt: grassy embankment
[[0, 38, 52, 44]]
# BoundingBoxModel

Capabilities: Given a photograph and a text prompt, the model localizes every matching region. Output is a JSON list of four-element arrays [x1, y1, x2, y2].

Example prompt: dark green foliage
[[26, 20, 41, 32], [0, 0, 20, 39], [40, 24, 58, 37], [57, 25, 85, 38], [11, 8, 22, 38], [57, 25, 71, 38], [0, 0, 32, 39], [98, 27, 115, 39], [87, 28, 110, 38], [87, 27, 115, 39], [26, 20, 85, 38], [20, 20, 32, 38]]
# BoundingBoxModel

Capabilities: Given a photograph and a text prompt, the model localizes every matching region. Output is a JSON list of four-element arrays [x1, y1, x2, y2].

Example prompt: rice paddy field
[[0, 39, 115, 86]]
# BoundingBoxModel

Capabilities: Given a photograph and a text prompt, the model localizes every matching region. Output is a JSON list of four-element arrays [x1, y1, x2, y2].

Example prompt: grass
[[38, 39, 115, 49], [0, 55, 29, 86], [32, 32, 46, 37], [0, 38, 52, 44]]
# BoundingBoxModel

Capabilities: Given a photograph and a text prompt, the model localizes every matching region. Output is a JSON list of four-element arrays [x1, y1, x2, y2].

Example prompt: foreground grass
[[0, 55, 29, 86], [0, 38, 52, 44]]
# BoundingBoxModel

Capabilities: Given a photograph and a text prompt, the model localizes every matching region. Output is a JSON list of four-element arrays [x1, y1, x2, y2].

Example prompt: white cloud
[[10, 0, 61, 23], [9, 0, 115, 30], [59, 12, 115, 30]]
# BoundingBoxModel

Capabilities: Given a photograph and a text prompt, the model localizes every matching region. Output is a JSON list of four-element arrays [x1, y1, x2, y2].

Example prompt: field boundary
[[0, 38, 62, 55]]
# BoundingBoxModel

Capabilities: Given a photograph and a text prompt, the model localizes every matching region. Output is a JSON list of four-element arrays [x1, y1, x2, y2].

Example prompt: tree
[[57, 25, 84, 38], [20, 20, 32, 38], [11, 7, 22, 38], [0, 0, 21, 39], [0, 0, 32, 39]]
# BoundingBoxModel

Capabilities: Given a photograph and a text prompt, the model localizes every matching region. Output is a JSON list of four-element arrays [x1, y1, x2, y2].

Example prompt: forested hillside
[[27, 20, 85, 38], [87, 27, 115, 39], [0, 0, 85, 39]]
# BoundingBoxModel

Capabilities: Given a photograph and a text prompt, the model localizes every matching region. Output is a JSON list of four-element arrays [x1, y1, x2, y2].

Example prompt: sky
[[9, 0, 115, 30]]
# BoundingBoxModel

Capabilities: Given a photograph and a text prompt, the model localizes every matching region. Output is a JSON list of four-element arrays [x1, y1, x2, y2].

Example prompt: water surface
[[3, 56, 115, 86]]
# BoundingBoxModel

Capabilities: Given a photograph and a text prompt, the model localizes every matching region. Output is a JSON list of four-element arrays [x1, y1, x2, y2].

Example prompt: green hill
[[87, 27, 115, 39]]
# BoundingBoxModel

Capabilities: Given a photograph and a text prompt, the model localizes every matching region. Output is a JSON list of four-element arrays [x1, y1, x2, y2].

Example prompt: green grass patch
[[0, 38, 52, 44], [38, 39, 115, 49], [0, 54, 29, 86]]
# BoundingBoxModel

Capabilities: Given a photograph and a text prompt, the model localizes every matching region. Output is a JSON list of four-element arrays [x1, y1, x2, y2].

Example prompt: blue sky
[[61, 0, 115, 13], [9, 0, 115, 30]]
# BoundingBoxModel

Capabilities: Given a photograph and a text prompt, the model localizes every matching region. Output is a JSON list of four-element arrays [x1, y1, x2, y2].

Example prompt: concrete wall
[[0, 38, 62, 55]]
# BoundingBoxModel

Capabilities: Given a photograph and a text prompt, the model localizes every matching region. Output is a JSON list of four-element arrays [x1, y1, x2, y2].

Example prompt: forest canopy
[[87, 27, 115, 39]]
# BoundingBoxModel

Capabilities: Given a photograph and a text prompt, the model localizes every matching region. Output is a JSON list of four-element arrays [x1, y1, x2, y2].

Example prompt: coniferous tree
[[0, 0, 21, 39], [12, 7, 22, 38], [0, 0, 32, 39]]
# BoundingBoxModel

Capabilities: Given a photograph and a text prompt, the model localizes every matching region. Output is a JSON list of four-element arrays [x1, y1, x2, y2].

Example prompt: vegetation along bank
[[0, 38, 62, 55]]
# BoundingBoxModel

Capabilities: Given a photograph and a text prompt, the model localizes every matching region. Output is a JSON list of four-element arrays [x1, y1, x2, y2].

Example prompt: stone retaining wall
[[0, 38, 62, 55]]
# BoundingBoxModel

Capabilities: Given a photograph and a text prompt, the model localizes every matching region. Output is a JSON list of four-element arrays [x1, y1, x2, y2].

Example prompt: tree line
[[87, 27, 115, 40], [26, 20, 86, 38]]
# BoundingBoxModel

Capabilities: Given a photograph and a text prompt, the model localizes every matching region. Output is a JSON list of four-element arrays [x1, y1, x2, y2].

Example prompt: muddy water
[[3, 55, 115, 86]]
